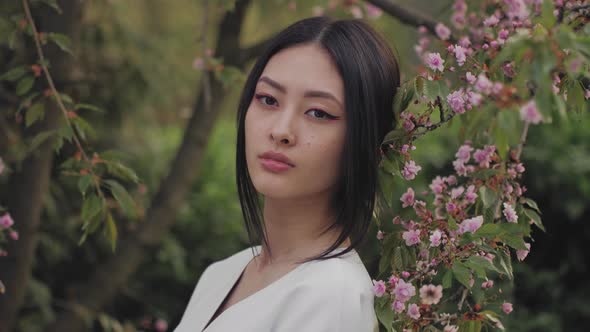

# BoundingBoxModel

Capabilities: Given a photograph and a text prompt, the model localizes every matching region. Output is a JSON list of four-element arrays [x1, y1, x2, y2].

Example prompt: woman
[[174, 15, 400, 332]]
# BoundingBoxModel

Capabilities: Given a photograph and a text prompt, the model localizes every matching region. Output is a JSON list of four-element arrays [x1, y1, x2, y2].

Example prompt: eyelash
[[254, 94, 338, 120]]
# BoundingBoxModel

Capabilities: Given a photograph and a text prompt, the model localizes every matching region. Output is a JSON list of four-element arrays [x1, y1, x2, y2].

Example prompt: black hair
[[235, 16, 400, 262]]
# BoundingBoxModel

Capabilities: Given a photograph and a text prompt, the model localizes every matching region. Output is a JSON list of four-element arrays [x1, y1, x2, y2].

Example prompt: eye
[[254, 94, 278, 107], [306, 109, 337, 120]]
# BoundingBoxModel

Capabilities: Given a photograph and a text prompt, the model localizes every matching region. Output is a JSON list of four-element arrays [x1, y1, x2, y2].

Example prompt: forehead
[[259, 43, 344, 100]]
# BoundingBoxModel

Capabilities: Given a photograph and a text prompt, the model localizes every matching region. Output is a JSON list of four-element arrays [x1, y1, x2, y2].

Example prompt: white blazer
[[173, 245, 379, 332]]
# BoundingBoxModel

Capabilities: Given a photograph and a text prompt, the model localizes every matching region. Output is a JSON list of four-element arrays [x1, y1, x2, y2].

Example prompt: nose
[[270, 108, 296, 147]]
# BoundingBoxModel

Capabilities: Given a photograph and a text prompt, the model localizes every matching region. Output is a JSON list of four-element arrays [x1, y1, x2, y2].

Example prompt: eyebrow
[[258, 76, 343, 109]]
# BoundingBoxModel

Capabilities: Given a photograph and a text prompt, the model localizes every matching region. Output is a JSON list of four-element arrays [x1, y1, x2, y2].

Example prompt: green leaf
[[538, 0, 556, 29], [466, 255, 501, 275], [479, 186, 498, 209], [0, 66, 27, 81], [75, 103, 105, 113], [495, 250, 513, 279], [523, 198, 541, 214], [104, 212, 118, 252], [81, 194, 102, 223], [104, 180, 137, 219], [48, 32, 73, 55], [442, 269, 453, 288], [16, 75, 35, 96], [524, 208, 545, 232], [501, 232, 528, 250], [105, 161, 140, 183], [476, 222, 500, 238], [375, 296, 394, 332], [452, 262, 472, 289], [25, 102, 45, 127], [78, 174, 93, 196], [27, 130, 56, 153]]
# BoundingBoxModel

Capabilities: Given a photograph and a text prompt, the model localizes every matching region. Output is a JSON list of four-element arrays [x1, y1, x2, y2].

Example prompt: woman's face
[[245, 43, 346, 200]]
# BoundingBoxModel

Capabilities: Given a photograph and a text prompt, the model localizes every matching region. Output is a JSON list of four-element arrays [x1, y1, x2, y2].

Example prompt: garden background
[[0, 0, 589, 331]]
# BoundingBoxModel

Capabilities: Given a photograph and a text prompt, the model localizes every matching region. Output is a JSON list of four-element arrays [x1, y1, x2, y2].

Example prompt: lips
[[259, 151, 295, 167]]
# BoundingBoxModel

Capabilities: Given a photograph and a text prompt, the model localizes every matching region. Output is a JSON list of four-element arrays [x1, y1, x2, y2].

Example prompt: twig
[[457, 287, 468, 310], [22, 0, 105, 200]]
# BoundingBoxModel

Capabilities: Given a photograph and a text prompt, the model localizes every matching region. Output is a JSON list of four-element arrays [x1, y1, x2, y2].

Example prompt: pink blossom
[[393, 279, 416, 302], [447, 89, 467, 114], [373, 280, 387, 297], [403, 118, 415, 132], [446, 202, 457, 213], [401, 271, 411, 278], [451, 186, 465, 199], [475, 74, 493, 94], [349, 5, 363, 18], [505, 0, 530, 20], [311, 6, 325, 16], [418, 25, 428, 34], [0, 213, 14, 229], [376, 230, 384, 240], [407, 303, 421, 319], [453, 159, 470, 176], [401, 187, 415, 208], [402, 229, 421, 246], [365, 3, 383, 18], [392, 300, 405, 313], [435, 23, 451, 40], [483, 15, 499, 26], [430, 176, 446, 194], [419, 284, 443, 304], [455, 144, 473, 163], [517, 242, 531, 261], [454, 45, 467, 66], [467, 90, 483, 106], [389, 275, 399, 287], [493, 82, 504, 94], [192, 57, 204, 70], [586, 90, 590, 100], [445, 175, 457, 185], [425, 52, 445, 72], [452, 11, 466, 29], [483, 15, 500, 27], [520, 100, 543, 124], [458, 36, 471, 48], [458, 216, 484, 234], [503, 203, 518, 223], [430, 229, 443, 247], [481, 280, 494, 289], [402, 160, 422, 180], [465, 185, 478, 203], [502, 302, 514, 314], [465, 72, 476, 84], [155, 319, 168, 332], [9, 230, 18, 240], [473, 145, 496, 168], [498, 29, 510, 41]]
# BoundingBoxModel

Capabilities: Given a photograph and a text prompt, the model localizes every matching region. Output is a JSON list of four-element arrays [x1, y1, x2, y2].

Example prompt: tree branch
[[366, 0, 456, 43]]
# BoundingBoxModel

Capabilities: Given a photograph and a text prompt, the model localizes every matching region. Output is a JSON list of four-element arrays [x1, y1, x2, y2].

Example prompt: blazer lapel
[[198, 249, 254, 331]]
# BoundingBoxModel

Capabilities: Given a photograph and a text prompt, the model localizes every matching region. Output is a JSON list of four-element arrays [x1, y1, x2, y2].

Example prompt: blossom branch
[[21, 0, 105, 201]]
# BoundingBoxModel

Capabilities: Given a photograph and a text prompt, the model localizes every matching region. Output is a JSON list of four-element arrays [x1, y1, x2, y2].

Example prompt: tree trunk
[[0, 1, 84, 331], [44, 1, 253, 331]]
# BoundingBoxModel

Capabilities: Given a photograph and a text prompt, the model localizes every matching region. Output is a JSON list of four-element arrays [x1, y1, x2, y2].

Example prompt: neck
[[256, 190, 349, 266]]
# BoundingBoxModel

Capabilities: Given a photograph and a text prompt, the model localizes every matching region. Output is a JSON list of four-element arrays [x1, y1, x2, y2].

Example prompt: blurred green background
[[0, 0, 588, 331]]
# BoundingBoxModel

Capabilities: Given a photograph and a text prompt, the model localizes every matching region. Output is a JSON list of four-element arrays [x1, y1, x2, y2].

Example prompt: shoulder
[[274, 251, 378, 331], [302, 251, 374, 294]]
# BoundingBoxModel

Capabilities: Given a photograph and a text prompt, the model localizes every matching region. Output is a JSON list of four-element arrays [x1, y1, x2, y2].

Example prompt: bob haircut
[[236, 16, 400, 262]]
